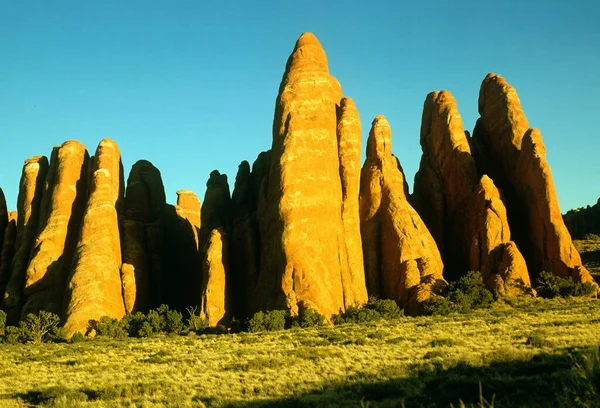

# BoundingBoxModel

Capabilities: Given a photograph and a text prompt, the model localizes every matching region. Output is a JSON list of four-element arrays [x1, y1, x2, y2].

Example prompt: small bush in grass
[[246, 310, 288, 332], [70, 332, 86, 343], [90, 316, 128, 339], [290, 308, 326, 328], [536, 271, 597, 298], [186, 306, 209, 333], [448, 271, 494, 313], [332, 298, 403, 324], [421, 296, 453, 316], [4, 325, 22, 344], [19, 311, 60, 344]]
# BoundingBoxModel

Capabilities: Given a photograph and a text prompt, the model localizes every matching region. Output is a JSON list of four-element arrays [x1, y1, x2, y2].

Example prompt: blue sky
[[1, 1, 599, 212]]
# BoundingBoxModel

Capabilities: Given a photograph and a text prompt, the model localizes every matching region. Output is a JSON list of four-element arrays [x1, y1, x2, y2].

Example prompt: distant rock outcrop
[[472, 74, 596, 291], [0, 189, 7, 257], [120, 160, 167, 313], [563, 199, 600, 240], [2, 156, 49, 323], [199, 170, 231, 326], [64, 139, 126, 336], [360, 116, 445, 314], [21, 141, 89, 316], [413, 91, 532, 296], [256, 32, 367, 318]]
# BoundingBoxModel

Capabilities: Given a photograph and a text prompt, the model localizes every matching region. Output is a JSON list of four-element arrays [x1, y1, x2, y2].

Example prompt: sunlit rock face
[[360, 115, 446, 315], [472, 73, 596, 293], [64, 139, 126, 336], [2, 155, 49, 324], [256, 32, 367, 319], [199, 170, 231, 326], [21, 141, 89, 317], [413, 91, 532, 296]]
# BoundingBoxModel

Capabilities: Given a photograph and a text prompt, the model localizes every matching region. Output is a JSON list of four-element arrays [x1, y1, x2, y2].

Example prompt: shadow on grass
[[13, 347, 600, 408], [223, 347, 600, 408]]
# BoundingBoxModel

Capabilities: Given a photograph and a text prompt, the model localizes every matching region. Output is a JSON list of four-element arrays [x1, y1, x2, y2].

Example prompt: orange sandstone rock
[[21, 141, 89, 316], [2, 156, 49, 323], [360, 116, 445, 314], [63, 139, 126, 336], [413, 91, 532, 295], [257, 33, 365, 318], [199, 170, 231, 326], [472, 74, 596, 292]]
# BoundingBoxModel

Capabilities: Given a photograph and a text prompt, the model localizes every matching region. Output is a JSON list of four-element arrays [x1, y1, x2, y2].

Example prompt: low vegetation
[[0, 297, 598, 407]]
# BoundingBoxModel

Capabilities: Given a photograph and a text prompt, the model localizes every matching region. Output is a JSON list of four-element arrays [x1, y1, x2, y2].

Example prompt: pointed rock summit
[[413, 91, 532, 295], [257, 32, 366, 318], [360, 116, 445, 314], [472, 74, 596, 291]]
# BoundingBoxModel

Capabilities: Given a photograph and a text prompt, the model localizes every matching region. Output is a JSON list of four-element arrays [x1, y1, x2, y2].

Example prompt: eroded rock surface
[[413, 91, 531, 295], [64, 139, 126, 335], [360, 116, 445, 314], [22, 141, 89, 316], [472, 74, 596, 291], [2, 156, 49, 323], [0, 212, 17, 299]]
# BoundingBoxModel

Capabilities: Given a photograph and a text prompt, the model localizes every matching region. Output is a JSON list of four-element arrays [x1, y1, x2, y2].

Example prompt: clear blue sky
[[1, 1, 599, 212]]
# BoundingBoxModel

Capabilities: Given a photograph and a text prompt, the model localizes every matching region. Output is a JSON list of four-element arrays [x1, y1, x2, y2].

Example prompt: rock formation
[[63, 139, 126, 335], [0, 212, 17, 298], [563, 198, 600, 240], [337, 97, 369, 307], [256, 32, 367, 319], [2, 156, 49, 323], [0, 189, 7, 256], [199, 170, 231, 326], [360, 116, 445, 314], [472, 74, 596, 290], [413, 91, 532, 295], [21, 141, 89, 316], [120, 160, 167, 313]]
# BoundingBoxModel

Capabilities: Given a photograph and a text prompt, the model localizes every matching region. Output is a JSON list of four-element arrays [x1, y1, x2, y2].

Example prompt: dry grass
[[0, 297, 599, 407]]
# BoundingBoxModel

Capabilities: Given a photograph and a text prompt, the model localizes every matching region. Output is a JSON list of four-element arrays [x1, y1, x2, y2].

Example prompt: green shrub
[[421, 296, 453, 316], [122, 312, 147, 337], [18, 311, 60, 344], [536, 271, 597, 298], [246, 310, 288, 332], [447, 271, 494, 313], [186, 306, 209, 333], [332, 298, 403, 324], [4, 326, 22, 344], [290, 308, 326, 328], [90, 316, 128, 339], [0, 310, 6, 336], [70, 332, 86, 343]]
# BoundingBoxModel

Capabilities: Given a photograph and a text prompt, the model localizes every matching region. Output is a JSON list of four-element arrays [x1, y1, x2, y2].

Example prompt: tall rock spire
[[21, 141, 89, 316], [413, 91, 532, 296], [64, 139, 126, 335], [472, 74, 596, 292], [256, 32, 366, 318], [360, 116, 445, 314]]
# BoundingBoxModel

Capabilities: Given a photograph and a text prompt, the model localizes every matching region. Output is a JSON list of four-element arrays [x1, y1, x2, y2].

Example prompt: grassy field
[[0, 297, 599, 407]]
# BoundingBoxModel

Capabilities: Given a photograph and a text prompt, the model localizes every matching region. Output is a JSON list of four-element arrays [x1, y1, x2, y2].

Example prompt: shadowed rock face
[[472, 74, 596, 291], [360, 116, 445, 314], [0, 189, 7, 257], [64, 139, 126, 336], [413, 91, 532, 296], [199, 170, 231, 326], [0, 212, 17, 299], [120, 160, 167, 313], [257, 32, 366, 319], [21, 141, 89, 316], [2, 156, 49, 323]]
